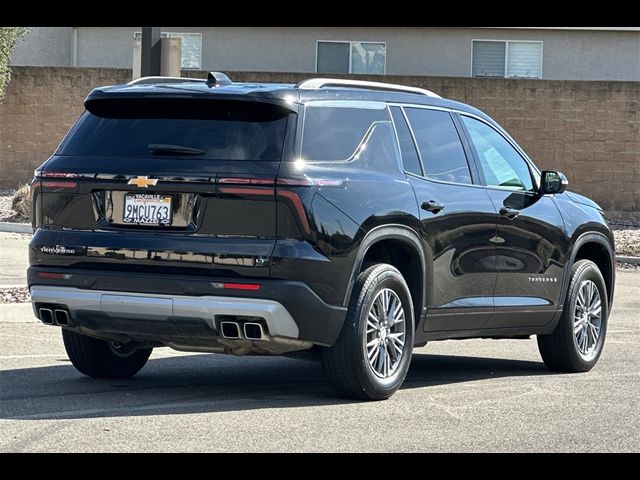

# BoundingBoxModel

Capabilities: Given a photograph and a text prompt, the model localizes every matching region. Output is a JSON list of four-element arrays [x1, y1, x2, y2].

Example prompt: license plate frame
[[123, 193, 173, 226]]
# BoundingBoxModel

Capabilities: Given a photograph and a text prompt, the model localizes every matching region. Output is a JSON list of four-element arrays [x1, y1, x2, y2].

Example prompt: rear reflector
[[37, 272, 71, 280], [223, 283, 261, 291]]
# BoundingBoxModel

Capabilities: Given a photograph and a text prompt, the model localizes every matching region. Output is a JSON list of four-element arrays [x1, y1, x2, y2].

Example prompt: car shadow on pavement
[[0, 352, 551, 420]]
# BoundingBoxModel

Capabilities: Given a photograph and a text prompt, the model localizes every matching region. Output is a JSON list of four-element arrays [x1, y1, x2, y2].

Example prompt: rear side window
[[300, 102, 393, 161], [404, 108, 472, 185], [390, 106, 422, 176], [59, 99, 289, 161]]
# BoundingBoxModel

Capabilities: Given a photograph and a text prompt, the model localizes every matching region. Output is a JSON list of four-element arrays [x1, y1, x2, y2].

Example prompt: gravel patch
[[613, 229, 640, 257], [0, 287, 30, 304]]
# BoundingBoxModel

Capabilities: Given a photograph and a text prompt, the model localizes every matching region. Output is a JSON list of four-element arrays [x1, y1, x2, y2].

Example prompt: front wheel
[[323, 264, 415, 401], [537, 260, 608, 372], [62, 329, 152, 379]]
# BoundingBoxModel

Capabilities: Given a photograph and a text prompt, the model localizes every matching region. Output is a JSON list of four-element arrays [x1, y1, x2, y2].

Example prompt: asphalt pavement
[[0, 231, 638, 452], [0, 234, 640, 452]]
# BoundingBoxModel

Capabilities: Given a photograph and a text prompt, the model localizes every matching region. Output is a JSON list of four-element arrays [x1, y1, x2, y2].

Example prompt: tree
[[0, 27, 29, 100]]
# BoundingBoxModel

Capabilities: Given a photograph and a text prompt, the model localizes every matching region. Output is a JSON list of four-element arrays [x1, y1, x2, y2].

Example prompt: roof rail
[[127, 76, 206, 86], [296, 78, 441, 98]]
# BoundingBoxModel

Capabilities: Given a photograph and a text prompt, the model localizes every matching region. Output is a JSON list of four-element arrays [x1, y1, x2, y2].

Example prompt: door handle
[[499, 206, 520, 219], [421, 200, 445, 214]]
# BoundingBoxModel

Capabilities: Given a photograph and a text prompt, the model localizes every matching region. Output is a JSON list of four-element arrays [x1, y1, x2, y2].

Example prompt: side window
[[404, 108, 472, 185], [300, 102, 401, 174], [390, 107, 422, 176], [461, 116, 534, 191]]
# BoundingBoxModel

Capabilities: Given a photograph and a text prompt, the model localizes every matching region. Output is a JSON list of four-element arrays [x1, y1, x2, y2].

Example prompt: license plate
[[123, 194, 172, 225]]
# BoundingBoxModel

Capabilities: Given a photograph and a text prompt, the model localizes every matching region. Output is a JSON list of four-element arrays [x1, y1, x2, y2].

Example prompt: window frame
[[456, 112, 540, 194], [387, 103, 482, 187], [134, 31, 203, 70], [471, 39, 543, 79], [315, 40, 387, 75]]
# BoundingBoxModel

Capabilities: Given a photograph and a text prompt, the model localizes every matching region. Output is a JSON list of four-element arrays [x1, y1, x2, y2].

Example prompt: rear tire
[[62, 329, 152, 379], [537, 260, 608, 372], [323, 264, 414, 401]]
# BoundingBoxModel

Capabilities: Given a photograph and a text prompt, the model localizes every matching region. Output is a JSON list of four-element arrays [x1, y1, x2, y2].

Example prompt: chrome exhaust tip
[[243, 322, 266, 341], [220, 321, 241, 339], [54, 309, 70, 326], [39, 308, 54, 325]]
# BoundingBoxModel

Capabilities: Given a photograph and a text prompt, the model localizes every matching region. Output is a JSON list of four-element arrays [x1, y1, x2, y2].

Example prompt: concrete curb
[[0, 303, 37, 323], [0, 222, 32, 234], [616, 255, 640, 265]]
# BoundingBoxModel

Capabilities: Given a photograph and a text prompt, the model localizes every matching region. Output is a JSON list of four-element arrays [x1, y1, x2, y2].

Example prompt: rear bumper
[[28, 267, 347, 347]]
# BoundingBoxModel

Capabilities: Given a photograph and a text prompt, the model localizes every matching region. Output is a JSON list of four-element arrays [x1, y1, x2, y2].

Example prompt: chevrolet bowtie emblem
[[128, 176, 158, 188]]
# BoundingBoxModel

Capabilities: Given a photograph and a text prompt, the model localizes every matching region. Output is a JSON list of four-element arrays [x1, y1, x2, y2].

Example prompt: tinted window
[[461, 116, 534, 191], [301, 103, 391, 161], [405, 108, 472, 185], [390, 107, 422, 176], [59, 99, 288, 162]]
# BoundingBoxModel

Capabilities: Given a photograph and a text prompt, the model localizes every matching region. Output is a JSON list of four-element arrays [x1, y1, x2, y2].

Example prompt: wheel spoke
[[390, 338, 403, 355], [367, 338, 380, 348], [368, 342, 380, 360], [581, 329, 589, 352], [577, 288, 586, 309], [573, 322, 584, 335], [588, 322, 600, 341]]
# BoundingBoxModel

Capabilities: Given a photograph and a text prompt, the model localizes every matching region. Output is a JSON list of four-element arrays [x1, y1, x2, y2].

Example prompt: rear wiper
[[148, 144, 205, 156]]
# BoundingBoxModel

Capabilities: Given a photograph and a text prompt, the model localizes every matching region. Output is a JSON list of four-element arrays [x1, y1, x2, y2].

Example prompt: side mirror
[[540, 170, 568, 195]]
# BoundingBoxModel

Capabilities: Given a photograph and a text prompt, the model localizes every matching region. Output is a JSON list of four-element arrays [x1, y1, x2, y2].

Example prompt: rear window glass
[[300, 102, 391, 161], [58, 99, 289, 161]]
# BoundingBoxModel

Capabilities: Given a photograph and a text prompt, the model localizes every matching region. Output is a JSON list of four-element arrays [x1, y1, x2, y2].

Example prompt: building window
[[472, 40, 542, 78], [316, 41, 386, 74], [134, 32, 202, 70]]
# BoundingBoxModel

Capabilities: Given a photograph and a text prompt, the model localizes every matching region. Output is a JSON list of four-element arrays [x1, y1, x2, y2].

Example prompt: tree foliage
[[0, 27, 30, 100]]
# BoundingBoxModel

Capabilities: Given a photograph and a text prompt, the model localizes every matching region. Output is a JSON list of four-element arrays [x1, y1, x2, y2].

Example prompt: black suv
[[29, 74, 615, 400]]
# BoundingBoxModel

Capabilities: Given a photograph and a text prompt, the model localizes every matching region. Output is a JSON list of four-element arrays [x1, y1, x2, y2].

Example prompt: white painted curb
[[0, 222, 32, 234]]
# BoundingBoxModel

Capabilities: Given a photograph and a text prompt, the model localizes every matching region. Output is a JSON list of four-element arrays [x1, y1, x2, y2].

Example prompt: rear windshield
[[59, 99, 289, 161]]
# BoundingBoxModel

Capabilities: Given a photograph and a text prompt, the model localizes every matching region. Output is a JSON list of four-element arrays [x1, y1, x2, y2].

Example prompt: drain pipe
[[72, 27, 78, 67]]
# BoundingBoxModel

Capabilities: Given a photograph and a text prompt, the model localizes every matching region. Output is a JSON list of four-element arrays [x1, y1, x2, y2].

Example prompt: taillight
[[40, 172, 79, 179], [276, 190, 311, 235], [217, 176, 342, 237], [38, 172, 79, 190]]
